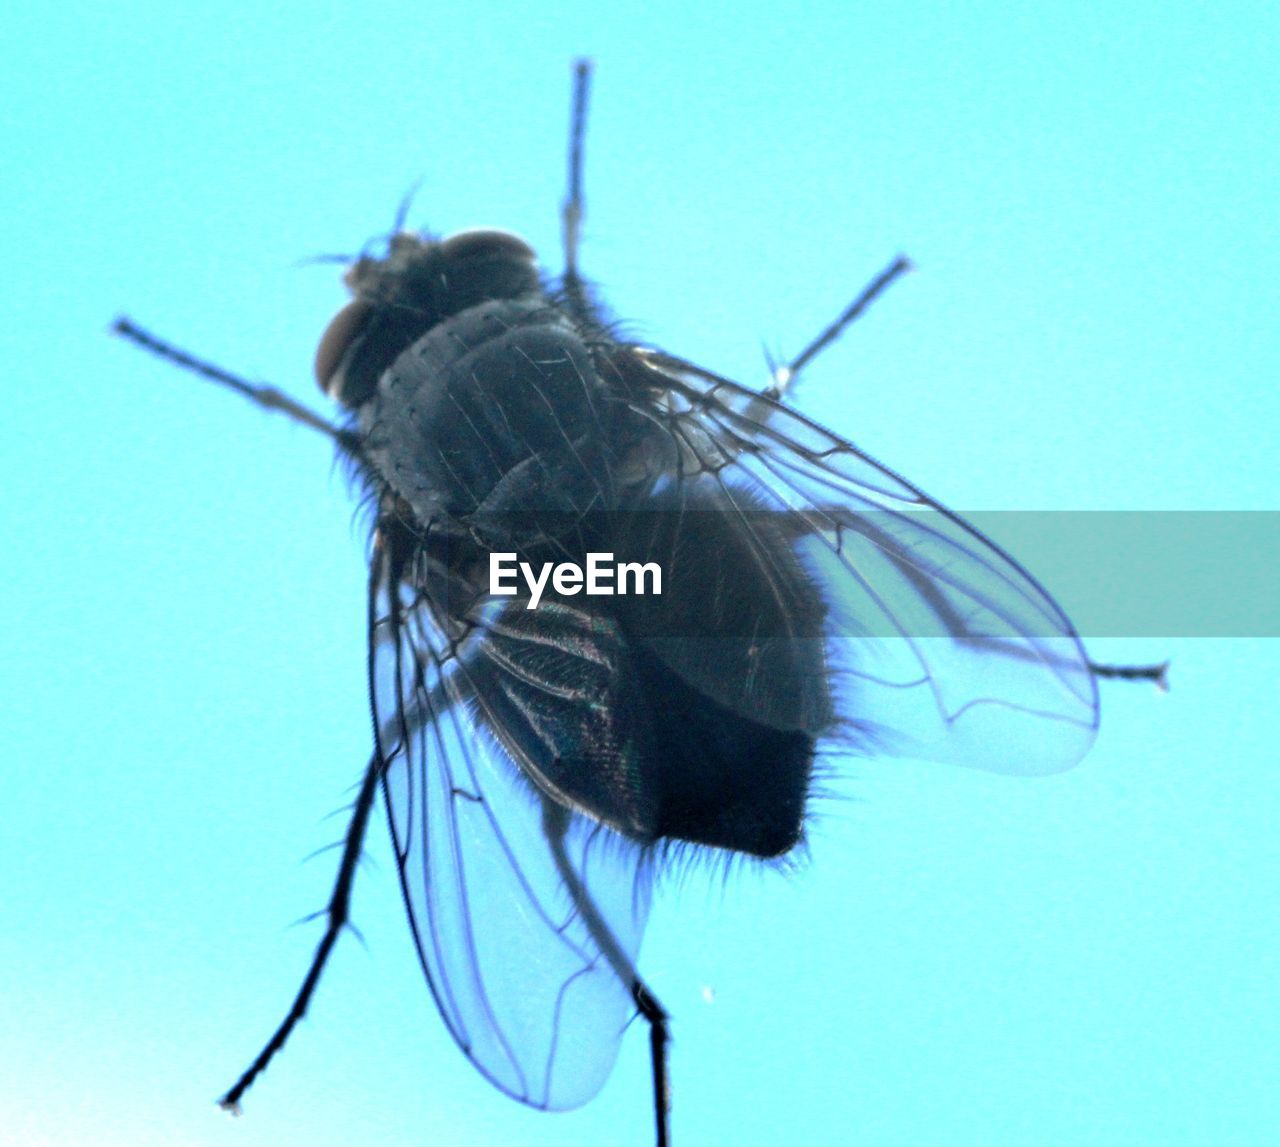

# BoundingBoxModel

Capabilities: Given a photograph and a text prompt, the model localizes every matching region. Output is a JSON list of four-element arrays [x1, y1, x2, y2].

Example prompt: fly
[[114, 59, 1165, 1147]]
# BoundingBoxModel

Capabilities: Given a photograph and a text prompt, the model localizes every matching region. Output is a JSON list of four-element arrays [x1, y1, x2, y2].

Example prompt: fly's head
[[315, 229, 541, 409]]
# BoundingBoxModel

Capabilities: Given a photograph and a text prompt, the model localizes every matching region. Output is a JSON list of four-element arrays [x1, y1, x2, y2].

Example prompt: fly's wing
[[369, 538, 652, 1111], [624, 348, 1099, 776]]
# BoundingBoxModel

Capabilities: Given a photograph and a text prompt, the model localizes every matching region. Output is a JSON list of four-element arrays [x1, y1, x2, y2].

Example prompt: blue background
[[3, 3, 1277, 1145]]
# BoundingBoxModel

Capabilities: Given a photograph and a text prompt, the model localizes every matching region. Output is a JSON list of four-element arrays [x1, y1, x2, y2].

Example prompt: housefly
[[113, 60, 1164, 1147]]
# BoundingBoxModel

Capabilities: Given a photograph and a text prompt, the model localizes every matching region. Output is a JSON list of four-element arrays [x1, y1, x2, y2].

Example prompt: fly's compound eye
[[316, 231, 539, 407], [437, 231, 541, 300], [439, 229, 537, 263], [315, 298, 372, 402]]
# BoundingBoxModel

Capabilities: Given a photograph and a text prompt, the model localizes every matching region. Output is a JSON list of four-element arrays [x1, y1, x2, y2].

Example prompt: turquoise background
[[3, 3, 1277, 1145]]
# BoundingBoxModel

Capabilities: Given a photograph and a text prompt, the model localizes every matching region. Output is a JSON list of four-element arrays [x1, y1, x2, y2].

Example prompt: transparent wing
[[370, 538, 652, 1111], [623, 347, 1099, 775]]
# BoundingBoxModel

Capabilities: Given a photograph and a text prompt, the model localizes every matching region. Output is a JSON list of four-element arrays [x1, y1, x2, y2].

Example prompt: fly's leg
[[633, 979, 672, 1147], [560, 58, 593, 323], [759, 263, 1169, 689], [729, 255, 914, 429], [542, 800, 672, 1147], [112, 312, 375, 1106], [1090, 659, 1170, 689], [766, 254, 914, 400], [219, 751, 384, 1111], [111, 318, 347, 444]]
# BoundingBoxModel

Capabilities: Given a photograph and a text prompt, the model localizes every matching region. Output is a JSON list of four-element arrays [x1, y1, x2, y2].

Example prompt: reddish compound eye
[[439, 229, 536, 263], [315, 298, 371, 399]]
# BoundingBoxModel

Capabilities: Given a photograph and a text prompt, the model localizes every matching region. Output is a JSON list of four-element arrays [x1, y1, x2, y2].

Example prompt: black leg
[[769, 254, 914, 398], [111, 318, 345, 444], [561, 58, 593, 323], [733, 255, 912, 429], [1090, 659, 1170, 690], [542, 800, 672, 1146], [219, 751, 383, 1110], [633, 979, 672, 1147]]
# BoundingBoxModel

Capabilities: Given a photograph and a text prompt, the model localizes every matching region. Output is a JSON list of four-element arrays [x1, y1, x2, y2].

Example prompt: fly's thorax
[[315, 230, 542, 408], [360, 293, 655, 533]]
